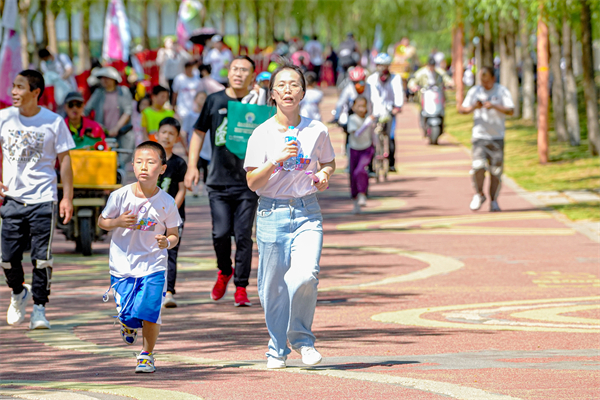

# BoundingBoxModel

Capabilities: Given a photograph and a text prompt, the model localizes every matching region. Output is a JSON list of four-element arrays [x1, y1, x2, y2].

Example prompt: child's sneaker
[[211, 271, 233, 301], [29, 304, 51, 329], [7, 284, 32, 325], [234, 287, 252, 307], [295, 346, 322, 366], [136, 351, 155, 373], [357, 193, 367, 207], [163, 291, 177, 308], [120, 322, 138, 345]]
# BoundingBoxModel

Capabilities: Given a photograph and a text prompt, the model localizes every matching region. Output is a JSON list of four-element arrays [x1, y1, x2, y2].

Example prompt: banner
[[176, 0, 203, 48], [226, 102, 275, 159], [102, 0, 131, 62], [0, 0, 22, 109]]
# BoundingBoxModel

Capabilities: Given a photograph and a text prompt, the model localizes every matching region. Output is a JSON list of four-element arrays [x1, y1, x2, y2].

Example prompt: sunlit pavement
[[1, 88, 598, 400]]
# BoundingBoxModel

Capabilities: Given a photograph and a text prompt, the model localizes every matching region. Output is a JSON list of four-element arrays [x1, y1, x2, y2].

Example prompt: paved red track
[[1, 89, 598, 400]]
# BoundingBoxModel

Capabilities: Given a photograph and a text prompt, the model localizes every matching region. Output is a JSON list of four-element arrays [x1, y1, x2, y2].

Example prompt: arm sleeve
[[501, 86, 515, 109], [392, 76, 404, 108], [59, 54, 73, 69], [120, 88, 133, 116], [193, 97, 212, 132], [164, 199, 182, 229], [55, 118, 76, 153], [461, 87, 476, 108], [346, 115, 360, 134], [84, 90, 98, 117], [101, 191, 121, 219], [172, 76, 181, 93], [243, 129, 266, 170], [318, 127, 336, 164]]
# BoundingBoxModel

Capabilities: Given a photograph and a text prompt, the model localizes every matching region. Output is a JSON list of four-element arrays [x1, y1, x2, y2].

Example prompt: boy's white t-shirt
[[101, 184, 182, 278], [461, 84, 514, 140], [0, 106, 75, 203], [172, 73, 201, 118], [244, 116, 335, 199]]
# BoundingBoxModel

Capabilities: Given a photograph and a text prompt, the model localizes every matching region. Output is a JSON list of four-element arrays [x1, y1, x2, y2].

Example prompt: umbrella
[[189, 27, 218, 46]]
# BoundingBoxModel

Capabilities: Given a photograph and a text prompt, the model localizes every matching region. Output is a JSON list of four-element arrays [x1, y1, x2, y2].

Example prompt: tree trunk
[[453, 18, 464, 105], [67, 8, 73, 60], [580, 0, 600, 155], [235, 1, 242, 54], [520, 5, 535, 121], [78, 1, 91, 71], [482, 19, 494, 67], [562, 15, 580, 145], [254, 0, 260, 49], [46, 4, 58, 55], [499, 18, 508, 86], [141, 0, 150, 49], [19, 0, 32, 67], [549, 20, 568, 141], [156, 1, 163, 47], [537, 4, 549, 164], [220, 1, 226, 38], [40, 0, 48, 48], [505, 18, 520, 118]]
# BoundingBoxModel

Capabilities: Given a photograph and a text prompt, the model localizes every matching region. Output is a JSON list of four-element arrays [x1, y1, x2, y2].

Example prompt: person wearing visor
[[365, 53, 404, 172], [333, 66, 367, 129], [64, 92, 106, 149], [85, 67, 133, 169]]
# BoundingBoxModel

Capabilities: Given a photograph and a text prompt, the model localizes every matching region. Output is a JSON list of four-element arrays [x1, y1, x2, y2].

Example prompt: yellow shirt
[[141, 107, 175, 141]]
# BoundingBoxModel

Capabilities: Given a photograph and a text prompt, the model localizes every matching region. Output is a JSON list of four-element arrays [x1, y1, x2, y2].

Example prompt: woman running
[[244, 63, 336, 369]]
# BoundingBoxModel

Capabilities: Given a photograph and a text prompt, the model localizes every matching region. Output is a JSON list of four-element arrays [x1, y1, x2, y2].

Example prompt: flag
[[177, 0, 203, 48], [0, 0, 22, 108], [102, 0, 131, 62]]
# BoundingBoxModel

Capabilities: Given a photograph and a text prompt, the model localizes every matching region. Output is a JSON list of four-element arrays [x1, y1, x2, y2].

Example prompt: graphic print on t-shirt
[[272, 139, 312, 174], [130, 217, 158, 231], [4, 129, 44, 163], [215, 117, 228, 146]]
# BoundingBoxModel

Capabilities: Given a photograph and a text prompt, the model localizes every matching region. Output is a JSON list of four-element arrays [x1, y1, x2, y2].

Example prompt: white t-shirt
[[366, 73, 404, 118], [0, 107, 75, 203], [244, 116, 335, 199], [183, 112, 212, 161], [173, 73, 201, 119], [462, 84, 514, 140], [300, 88, 323, 121], [205, 48, 233, 83], [304, 40, 323, 66], [41, 53, 76, 89], [347, 114, 373, 151], [101, 184, 182, 278]]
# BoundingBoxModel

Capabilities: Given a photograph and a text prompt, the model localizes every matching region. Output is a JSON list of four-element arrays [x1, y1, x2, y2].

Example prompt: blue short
[[111, 270, 166, 329]]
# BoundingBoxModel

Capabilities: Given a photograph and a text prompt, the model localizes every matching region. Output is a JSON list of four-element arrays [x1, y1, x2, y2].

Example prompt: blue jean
[[256, 194, 323, 359]]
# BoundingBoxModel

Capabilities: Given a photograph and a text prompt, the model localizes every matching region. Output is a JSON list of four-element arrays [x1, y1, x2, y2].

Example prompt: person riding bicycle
[[334, 66, 367, 130], [366, 53, 404, 172]]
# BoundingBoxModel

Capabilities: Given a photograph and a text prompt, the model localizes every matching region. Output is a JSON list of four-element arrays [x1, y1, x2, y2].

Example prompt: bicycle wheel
[[382, 133, 390, 181]]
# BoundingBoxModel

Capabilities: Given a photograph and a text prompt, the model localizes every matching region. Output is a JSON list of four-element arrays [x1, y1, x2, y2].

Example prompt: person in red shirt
[[63, 92, 106, 149]]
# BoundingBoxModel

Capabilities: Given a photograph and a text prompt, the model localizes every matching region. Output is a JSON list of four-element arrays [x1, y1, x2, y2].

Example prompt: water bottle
[[283, 126, 297, 171]]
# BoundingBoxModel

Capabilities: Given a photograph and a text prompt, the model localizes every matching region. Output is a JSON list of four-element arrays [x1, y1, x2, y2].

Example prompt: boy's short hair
[[38, 48, 51, 59], [185, 60, 197, 68], [353, 95, 367, 105], [134, 141, 167, 165], [158, 117, 181, 134], [304, 71, 317, 86], [199, 64, 212, 74], [232, 55, 256, 72], [18, 70, 45, 100], [152, 85, 169, 96]]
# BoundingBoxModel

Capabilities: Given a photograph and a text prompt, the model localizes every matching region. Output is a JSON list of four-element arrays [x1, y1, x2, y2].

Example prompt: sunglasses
[[67, 101, 83, 108]]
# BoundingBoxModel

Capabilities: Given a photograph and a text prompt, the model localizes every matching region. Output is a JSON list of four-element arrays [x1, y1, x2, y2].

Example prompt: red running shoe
[[211, 271, 233, 301], [234, 287, 252, 307]]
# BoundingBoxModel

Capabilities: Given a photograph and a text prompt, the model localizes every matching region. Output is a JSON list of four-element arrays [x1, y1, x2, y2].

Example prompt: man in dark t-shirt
[[185, 56, 258, 307]]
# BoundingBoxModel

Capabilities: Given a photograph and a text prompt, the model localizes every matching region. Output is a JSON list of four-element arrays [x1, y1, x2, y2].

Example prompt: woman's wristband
[[166, 238, 171, 249], [269, 159, 279, 166]]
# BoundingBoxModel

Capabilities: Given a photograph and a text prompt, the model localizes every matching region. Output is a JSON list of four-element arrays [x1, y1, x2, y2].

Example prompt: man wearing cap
[[84, 67, 133, 169], [64, 92, 106, 149], [204, 35, 233, 86]]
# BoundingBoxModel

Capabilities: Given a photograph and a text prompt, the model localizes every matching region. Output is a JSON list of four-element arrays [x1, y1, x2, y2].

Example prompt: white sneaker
[[490, 200, 501, 212], [353, 202, 361, 214], [266, 355, 287, 369], [29, 304, 51, 330], [136, 352, 156, 373], [469, 194, 486, 211], [295, 346, 322, 366], [7, 284, 32, 325], [163, 292, 177, 308], [357, 193, 367, 207]]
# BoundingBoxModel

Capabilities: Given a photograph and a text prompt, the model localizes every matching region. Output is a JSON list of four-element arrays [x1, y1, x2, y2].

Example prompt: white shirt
[[347, 114, 373, 151], [300, 88, 323, 121], [173, 73, 201, 118], [205, 48, 233, 83], [244, 116, 335, 199], [462, 84, 514, 140], [366, 73, 404, 118], [183, 112, 212, 161], [41, 53, 76, 89], [304, 40, 323, 66], [101, 184, 182, 278], [0, 107, 75, 203]]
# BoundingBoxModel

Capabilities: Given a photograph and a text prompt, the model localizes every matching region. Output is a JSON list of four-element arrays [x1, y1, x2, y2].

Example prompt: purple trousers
[[349, 146, 374, 198]]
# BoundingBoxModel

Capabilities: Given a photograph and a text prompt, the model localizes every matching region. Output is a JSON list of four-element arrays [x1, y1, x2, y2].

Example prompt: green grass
[[444, 100, 600, 221]]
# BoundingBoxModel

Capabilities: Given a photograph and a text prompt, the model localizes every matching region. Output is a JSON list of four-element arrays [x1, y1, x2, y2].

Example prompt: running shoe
[[357, 193, 367, 207], [163, 291, 177, 308], [211, 271, 233, 301], [29, 304, 51, 329], [234, 287, 252, 307], [490, 200, 501, 212], [469, 194, 486, 211], [266, 355, 287, 369], [136, 351, 155, 373], [295, 346, 322, 366], [120, 321, 138, 345], [353, 202, 361, 214], [7, 283, 32, 325]]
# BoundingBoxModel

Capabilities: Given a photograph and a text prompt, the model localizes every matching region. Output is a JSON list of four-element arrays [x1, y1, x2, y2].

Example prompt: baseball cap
[[64, 92, 84, 104]]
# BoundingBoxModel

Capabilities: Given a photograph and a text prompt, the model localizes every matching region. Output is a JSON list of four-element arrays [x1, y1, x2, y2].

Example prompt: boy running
[[156, 118, 187, 308], [98, 141, 181, 373]]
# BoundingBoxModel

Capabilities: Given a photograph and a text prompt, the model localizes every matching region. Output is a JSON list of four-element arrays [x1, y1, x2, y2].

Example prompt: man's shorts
[[472, 138, 505, 169], [111, 270, 166, 329]]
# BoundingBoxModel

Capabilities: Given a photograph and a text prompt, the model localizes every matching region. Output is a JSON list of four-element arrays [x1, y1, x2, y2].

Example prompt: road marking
[[372, 297, 600, 333], [511, 304, 600, 324], [0, 381, 204, 400], [319, 246, 464, 292]]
